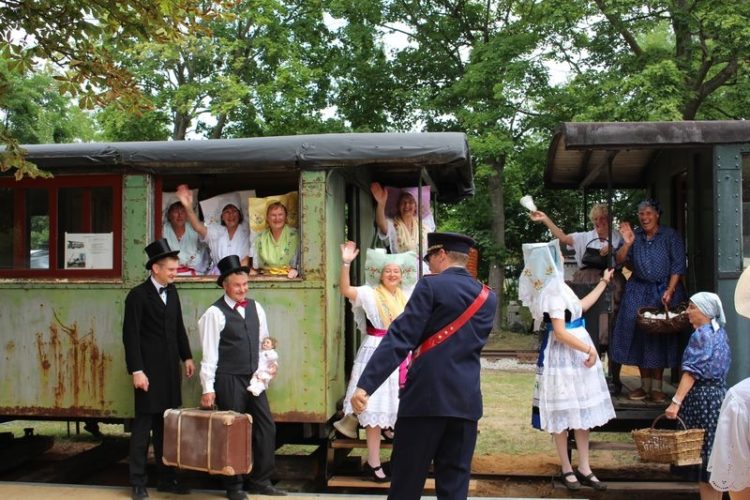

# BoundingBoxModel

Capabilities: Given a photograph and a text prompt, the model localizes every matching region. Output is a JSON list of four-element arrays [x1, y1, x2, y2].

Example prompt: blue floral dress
[[611, 225, 687, 368], [672, 324, 731, 482]]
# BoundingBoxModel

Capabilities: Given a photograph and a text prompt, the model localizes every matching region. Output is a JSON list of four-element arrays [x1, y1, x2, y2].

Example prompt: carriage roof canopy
[[545, 121, 750, 189], [13, 132, 473, 202]]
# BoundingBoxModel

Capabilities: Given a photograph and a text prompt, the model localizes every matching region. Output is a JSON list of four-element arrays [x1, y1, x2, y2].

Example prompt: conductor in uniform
[[123, 239, 195, 500], [352, 232, 497, 500], [198, 255, 286, 499]]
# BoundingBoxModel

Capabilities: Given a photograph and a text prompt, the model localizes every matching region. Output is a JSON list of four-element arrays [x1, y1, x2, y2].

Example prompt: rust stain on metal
[[5, 340, 14, 353], [274, 410, 327, 423], [34, 311, 113, 409], [0, 406, 114, 418]]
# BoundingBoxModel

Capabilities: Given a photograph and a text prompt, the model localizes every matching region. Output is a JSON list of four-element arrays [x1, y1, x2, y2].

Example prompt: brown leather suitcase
[[162, 408, 253, 476]]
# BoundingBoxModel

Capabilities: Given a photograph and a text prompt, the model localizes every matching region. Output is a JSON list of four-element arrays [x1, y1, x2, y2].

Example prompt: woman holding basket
[[665, 292, 730, 500], [612, 199, 687, 403]]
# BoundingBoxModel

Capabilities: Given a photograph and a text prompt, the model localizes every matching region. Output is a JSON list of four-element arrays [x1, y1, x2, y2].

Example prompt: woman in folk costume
[[251, 201, 300, 279], [336, 241, 417, 482], [371, 182, 434, 257], [519, 240, 615, 491]]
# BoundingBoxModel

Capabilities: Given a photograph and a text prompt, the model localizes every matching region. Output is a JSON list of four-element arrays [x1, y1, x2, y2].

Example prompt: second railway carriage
[[544, 121, 750, 429]]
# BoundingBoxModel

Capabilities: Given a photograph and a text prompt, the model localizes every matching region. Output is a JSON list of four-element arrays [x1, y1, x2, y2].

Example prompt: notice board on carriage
[[64, 233, 113, 269]]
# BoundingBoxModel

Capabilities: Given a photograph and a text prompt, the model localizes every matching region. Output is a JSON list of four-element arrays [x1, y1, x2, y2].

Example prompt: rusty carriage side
[[544, 120, 750, 431], [0, 133, 473, 445]]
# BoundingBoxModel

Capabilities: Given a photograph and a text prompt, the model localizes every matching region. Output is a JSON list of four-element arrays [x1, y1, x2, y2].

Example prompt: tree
[[0, 0, 221, 177], [1, 62, 97, 145]]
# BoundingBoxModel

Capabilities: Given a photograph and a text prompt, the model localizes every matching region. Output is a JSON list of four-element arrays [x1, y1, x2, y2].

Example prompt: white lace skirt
[[535, 325, 615, 434], [708, 383, 750, 491], [342, 334, 400, 429]]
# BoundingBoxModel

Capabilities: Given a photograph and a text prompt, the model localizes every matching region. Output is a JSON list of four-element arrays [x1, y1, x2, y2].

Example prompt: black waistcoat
[[214, 297, 260, 375]]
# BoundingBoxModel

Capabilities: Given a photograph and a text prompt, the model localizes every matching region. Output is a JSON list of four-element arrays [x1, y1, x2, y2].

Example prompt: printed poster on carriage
[[64, 233, 113, 269]]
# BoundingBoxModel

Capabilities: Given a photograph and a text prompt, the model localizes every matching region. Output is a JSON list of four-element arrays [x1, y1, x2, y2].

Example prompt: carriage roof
[[545, 121, 750, 189], [15, 132, 473, 202]]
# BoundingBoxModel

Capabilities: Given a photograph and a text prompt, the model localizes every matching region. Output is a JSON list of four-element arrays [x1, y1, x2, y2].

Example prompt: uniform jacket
[[357, 267, 497, 421], [122, 279, 192, 413]]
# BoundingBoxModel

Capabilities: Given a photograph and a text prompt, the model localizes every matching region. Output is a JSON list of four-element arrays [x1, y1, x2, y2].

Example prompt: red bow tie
[[234, 299, 248, 309]]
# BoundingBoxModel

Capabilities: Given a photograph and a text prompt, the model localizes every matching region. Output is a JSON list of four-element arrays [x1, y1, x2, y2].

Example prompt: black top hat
[[144, 238, 180, 270], [216, 255, 250, 286], [423, 232, 476, 262]]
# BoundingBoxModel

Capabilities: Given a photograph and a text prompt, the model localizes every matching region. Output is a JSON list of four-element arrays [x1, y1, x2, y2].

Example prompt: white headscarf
[[690, 292, 726, 332], [518, 240, 578, 322]]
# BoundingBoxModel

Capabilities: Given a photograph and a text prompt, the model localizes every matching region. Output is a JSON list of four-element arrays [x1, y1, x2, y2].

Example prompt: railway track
[[481, 348, 538, 363]]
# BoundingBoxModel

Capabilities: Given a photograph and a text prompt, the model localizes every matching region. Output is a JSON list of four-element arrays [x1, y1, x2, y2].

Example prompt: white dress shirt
[[198, 295, 269, 394]]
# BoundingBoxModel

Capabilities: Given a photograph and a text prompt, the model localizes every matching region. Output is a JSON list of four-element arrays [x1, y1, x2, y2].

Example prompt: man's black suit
[[123, 278, 192, 487]]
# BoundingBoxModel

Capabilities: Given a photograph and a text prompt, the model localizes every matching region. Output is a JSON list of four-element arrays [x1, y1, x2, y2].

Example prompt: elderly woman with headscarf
[[163, 200, 210, 276], [666, 292, 731, 500], [612, 199, 687, 403], [250, 201, 299, 279], [519, 240, 615, 491]]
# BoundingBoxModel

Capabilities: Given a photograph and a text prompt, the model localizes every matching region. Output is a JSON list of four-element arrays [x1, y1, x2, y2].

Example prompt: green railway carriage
[[545, 121, 750, 384], [0, 133, 473, 437]]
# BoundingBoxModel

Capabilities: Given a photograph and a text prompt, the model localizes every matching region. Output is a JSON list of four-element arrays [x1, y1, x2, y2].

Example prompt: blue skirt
[[670, 380, 726, 482]]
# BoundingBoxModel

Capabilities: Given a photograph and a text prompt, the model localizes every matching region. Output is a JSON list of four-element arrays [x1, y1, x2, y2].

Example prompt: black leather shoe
[[226, 489, 247, 500], [131, 485, 149, 500], [157, 478, 191, 494], [244, 482, 288, 496]]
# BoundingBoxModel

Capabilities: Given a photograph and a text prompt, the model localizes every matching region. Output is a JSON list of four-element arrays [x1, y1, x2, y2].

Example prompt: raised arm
[[176, 184, 208, 239], [580, 268, 614, 312], [339, 241, 359, 301], [615, 222, 634, 265], [529, 210, 574, 247], [370, 182, 389, 236]]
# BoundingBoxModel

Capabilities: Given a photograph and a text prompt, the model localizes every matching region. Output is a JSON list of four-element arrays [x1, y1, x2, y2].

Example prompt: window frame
[[0, 174, 123, 279]]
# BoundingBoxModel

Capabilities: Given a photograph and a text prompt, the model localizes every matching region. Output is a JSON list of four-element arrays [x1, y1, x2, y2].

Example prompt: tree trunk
[[487, 155, 506, 333], [172, 112, 190, 141], [211, 113, 227, 139]]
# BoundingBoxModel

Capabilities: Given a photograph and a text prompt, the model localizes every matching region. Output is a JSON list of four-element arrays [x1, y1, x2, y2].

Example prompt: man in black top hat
[[352, 232, 497, 500], [123, 239, 195, 500], [198, 255, 286, 499]]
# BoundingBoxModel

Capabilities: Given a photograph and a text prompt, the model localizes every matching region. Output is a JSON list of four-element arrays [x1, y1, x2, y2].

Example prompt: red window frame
[[0, 175, 123, 279]]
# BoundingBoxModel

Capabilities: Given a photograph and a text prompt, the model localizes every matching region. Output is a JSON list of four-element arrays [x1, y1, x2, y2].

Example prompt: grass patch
[[484, 330, 538, 351]]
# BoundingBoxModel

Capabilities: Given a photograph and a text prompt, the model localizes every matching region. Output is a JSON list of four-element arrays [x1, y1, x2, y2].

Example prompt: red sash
[[412, 284, 491, 361]]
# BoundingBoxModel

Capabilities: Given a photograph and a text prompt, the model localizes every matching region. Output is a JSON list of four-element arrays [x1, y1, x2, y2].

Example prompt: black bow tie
[[159, 286, 170, 294]]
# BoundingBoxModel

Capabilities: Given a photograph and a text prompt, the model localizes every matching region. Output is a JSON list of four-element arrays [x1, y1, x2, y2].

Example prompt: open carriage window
[[157, 171, 300, 280], [0, 175, 122, 278]]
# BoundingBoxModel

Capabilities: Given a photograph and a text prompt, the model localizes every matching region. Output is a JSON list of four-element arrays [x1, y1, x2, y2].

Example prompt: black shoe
[[244, 482, 287, 496], [226, 489, 247, 500], [363, 462, 390, 483], [131, 485, 149, 500], [576, 469, 607, 491], [560, 471, 580, 491], [157, 478, 191, 494]]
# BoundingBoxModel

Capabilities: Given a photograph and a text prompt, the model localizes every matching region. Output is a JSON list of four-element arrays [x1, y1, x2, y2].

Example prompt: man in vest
[[123, 238, 195, 500], [198, 255, 286, 499], [351, 232, 497, 500]]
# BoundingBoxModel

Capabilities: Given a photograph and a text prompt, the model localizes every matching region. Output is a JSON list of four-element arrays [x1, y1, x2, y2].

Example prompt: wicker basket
[[632, 414, 704, 466], [636, 303, 691, 335]]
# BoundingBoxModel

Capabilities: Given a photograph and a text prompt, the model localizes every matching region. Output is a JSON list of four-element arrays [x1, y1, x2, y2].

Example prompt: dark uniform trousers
[[215, 372, 276, 491], [389, 417, 477, 500], [129, 412, 174, 486]]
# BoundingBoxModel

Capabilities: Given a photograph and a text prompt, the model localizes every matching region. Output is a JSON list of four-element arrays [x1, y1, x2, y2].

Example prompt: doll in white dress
[[247, 337, 279, 396]]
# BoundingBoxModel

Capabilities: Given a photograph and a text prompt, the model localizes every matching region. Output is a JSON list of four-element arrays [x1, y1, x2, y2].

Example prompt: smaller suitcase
[[162, 408, 253, 476]]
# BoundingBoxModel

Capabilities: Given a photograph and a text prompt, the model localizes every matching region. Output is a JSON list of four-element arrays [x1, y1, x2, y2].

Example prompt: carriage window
[[0, 176, 122, 278], [158, 173, 300, 280]]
